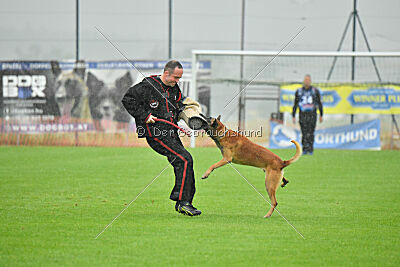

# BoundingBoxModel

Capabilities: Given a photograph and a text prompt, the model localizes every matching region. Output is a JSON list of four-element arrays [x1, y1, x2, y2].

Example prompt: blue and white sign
[[347, 88, 400, 110], [269, 119, 380, 150], [0, 60, 211, 71], [321, 90, 341, 107]]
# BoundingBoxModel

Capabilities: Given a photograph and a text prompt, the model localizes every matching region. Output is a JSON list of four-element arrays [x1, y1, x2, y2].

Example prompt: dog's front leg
[[202, 158, 230, 179]]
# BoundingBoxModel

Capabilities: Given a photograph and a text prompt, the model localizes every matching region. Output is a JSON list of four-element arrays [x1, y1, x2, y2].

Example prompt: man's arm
[[174, 86, 186, 118], [121, 83, 153, 124], [292, 90, 299, 123], [316, 89, 323, 123]]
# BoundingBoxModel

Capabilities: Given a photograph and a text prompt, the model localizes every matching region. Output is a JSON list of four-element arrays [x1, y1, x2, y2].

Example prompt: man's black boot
[[177, 201, 201, 216]]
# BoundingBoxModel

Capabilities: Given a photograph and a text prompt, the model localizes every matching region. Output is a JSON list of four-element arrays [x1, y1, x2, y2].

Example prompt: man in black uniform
[[121, 60, 201, 216], [292, 74, 323, 155]]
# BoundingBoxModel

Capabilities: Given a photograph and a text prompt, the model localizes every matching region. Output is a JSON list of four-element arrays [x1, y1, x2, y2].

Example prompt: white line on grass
[[226, 160, 305, 239], [95, 159, 175, 239]]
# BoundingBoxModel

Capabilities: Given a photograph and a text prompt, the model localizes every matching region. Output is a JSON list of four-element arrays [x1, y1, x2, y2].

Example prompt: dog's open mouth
[[56, 97, 74, 121]]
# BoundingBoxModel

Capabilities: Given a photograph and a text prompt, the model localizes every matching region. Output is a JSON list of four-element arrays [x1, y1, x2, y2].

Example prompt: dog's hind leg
[[281, 177, 289, 188], [264, 169, 282, 218], [201, 158, 231, 179]]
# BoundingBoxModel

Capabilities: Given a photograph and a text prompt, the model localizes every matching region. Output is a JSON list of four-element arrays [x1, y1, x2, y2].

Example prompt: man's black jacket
[[121, 75, 185, 138], [292, 86, 323, 118]]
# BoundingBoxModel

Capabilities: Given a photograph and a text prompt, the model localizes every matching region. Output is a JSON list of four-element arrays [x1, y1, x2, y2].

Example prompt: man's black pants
[[299, 112, 317, 153], [146, 133, 195, 203]]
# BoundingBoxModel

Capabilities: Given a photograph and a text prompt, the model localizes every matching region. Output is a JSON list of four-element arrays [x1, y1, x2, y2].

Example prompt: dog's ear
[[217, 115, 221, 121], [86, 72, 106, 120], [50, 61, 62, 78], [211, 118, 218, 128], [115, 72, 133, 93], [73, 60, 86, 80], [86, 72, 104, 92]]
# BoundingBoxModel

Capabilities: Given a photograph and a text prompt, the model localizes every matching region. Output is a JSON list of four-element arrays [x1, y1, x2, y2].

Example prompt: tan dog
[[202, 116, 302, 218]]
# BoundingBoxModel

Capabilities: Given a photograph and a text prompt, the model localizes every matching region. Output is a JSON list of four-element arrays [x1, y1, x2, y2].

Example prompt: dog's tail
[[281, 140, 302, 169]]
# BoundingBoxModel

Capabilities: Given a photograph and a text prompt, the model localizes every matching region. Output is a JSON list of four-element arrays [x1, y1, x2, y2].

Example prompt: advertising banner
[[269, 119, 380, 150], [280, 83, 400, 114], [0, 60, 211, 133]]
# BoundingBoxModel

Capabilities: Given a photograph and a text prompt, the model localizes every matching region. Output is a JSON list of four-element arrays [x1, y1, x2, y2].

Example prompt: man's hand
[[319, 116, 323, 123], [146, 114, 157, 123], [292, 117, 296, 124]]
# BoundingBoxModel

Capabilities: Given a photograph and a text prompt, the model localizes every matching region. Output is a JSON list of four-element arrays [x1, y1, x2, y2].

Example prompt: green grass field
[[1, 146, 399, 266]]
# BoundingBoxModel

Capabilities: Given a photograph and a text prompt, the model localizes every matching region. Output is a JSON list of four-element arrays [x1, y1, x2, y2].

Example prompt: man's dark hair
[[164, 60, 183, 73]]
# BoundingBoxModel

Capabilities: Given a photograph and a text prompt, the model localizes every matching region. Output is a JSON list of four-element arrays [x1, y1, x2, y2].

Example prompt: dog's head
[[97, 95, 118, 121], [51, 61, 87, 118], [86, 71, 133, 122], [209, 115, 221, 128], [205, 115, 226, 140]]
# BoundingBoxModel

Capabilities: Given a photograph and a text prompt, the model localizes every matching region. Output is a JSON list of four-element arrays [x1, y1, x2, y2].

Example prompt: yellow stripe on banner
[[279, 83, 400, 114]]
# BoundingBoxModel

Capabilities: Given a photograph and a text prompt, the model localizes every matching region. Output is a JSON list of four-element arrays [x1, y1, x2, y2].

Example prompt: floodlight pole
[[238, 0, 246, 131], [351, 0, 356, 82], [168, 0, 172, 59], [350, 0, 356, 124], [75, 0, 79, 61]]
